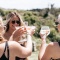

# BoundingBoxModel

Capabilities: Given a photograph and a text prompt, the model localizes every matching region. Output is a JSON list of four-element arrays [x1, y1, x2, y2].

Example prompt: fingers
[[14, 26, 35, 36]]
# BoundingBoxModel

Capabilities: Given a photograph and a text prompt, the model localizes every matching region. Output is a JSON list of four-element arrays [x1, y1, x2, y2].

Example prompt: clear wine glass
[[26, 26, 36, 31], [24, 21, 36, 31], [40, 26, 50, 36]]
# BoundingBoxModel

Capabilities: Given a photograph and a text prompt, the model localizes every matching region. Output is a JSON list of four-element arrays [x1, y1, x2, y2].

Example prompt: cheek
[[9, 22, 13, 27], [16, 24, 20, 26]]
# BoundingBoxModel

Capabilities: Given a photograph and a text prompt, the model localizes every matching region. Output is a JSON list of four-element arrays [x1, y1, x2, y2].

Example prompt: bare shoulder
[[48, 42, 59, 47], [43, 42, 59, 56], [8, 41, 21, 48], [46, 42, 60, 52], [8, 41, 22, 53], [47, 42, 58, 48]]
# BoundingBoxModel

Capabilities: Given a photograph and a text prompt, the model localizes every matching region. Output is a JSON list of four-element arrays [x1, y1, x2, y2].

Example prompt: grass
[[28, 51, 39, 60]]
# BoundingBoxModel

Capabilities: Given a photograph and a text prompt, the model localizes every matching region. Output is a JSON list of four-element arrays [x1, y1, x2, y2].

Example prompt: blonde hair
[[0, 16, 7, 43], [0, 16, 4, 26], [5, 11, 25, 32]]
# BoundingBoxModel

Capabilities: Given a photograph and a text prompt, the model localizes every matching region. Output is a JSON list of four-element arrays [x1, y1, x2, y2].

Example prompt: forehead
[[10, 16, 19, 21]]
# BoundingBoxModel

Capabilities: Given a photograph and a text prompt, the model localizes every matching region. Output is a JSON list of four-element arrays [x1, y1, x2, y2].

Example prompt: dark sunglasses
[[11, 20, 20, 24]]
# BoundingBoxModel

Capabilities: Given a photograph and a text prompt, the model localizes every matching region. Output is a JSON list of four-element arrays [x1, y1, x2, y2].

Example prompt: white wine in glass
[[40, 26, 50, 36]]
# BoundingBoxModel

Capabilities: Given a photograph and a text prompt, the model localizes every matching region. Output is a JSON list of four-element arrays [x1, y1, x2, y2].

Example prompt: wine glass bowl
[[26, 26, 36, 30], [40, 26, 50, 36]]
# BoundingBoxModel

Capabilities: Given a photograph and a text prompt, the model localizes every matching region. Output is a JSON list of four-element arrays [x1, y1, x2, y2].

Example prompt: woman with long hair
[[0, 16, 32, 60]]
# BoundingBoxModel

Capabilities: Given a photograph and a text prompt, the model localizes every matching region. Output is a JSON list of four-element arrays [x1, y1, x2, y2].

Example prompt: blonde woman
[[4, 11, 25, 40], [0, 16, 32, 60], [3, 12, 35, 60]]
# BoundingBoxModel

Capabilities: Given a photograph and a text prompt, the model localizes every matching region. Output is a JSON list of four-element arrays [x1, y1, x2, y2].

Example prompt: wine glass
[[40, 26, 50, 36], [26, 26, 36, 31], [24, 21, 36, 31], [15, 26, 27, 43]]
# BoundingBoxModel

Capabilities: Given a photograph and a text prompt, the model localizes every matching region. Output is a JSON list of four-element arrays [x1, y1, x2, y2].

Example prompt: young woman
[[0, 16, 32, 60], [3, 12, 25, 40], [3, 12, 35, 60]]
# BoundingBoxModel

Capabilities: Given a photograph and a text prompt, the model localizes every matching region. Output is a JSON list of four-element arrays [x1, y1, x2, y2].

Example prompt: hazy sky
[[0, 0, 60, 10]]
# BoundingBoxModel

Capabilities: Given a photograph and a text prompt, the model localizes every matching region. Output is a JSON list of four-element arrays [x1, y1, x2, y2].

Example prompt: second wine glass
[[40, 26, 50, 36]]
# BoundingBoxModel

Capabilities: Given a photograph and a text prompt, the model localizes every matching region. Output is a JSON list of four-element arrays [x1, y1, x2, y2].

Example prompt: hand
[[26, 26, 35, 36], [12, 27, 26, 41], [40, 33, 47, 41]]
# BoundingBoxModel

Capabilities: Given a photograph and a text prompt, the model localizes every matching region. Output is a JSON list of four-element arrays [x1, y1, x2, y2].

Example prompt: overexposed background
[[0, 0, 60, 10]]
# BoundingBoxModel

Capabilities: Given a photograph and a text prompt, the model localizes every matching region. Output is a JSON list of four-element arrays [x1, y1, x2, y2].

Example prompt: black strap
[[58, 42, 60, 46], [4, 42, 9, 60], [6, 42, 9, 60], [50, 58, 60, 60], [4, 42, 7, 53]]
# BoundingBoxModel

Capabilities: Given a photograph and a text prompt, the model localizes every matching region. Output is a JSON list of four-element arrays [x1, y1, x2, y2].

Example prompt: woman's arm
[[38, 31, 52, 60], [12, 27, 34, 58], [38, 39, 47, 60], [13, 34, 32, 58], [38, 37, 47, 60], [38, 34, 47, 60]]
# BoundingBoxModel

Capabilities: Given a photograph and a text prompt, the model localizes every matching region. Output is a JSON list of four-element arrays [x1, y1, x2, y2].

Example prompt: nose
[[14, 23, 19, 26]]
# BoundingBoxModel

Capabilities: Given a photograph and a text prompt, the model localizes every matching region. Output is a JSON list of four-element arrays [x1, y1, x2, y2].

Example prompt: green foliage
[[0, 9, 5, 16], [48, 28, 57, 42], [1, 7, 60, 44]]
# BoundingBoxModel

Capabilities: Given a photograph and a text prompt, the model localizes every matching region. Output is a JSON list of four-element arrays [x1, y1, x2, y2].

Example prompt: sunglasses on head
[[11, 20, 20, 24]]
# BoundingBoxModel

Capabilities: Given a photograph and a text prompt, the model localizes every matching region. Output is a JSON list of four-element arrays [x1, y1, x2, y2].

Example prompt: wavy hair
[[5, 11, 25, 32]]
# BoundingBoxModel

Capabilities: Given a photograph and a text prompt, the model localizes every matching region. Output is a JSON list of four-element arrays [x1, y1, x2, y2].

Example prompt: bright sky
[[0, 0, 60, 10]]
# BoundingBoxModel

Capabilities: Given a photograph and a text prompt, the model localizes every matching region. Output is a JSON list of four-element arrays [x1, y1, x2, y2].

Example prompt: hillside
[[0, 8, 60, 44]]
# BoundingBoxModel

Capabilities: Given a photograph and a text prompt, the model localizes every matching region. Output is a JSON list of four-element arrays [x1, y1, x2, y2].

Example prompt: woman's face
[[9, 16, 20, 30]]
